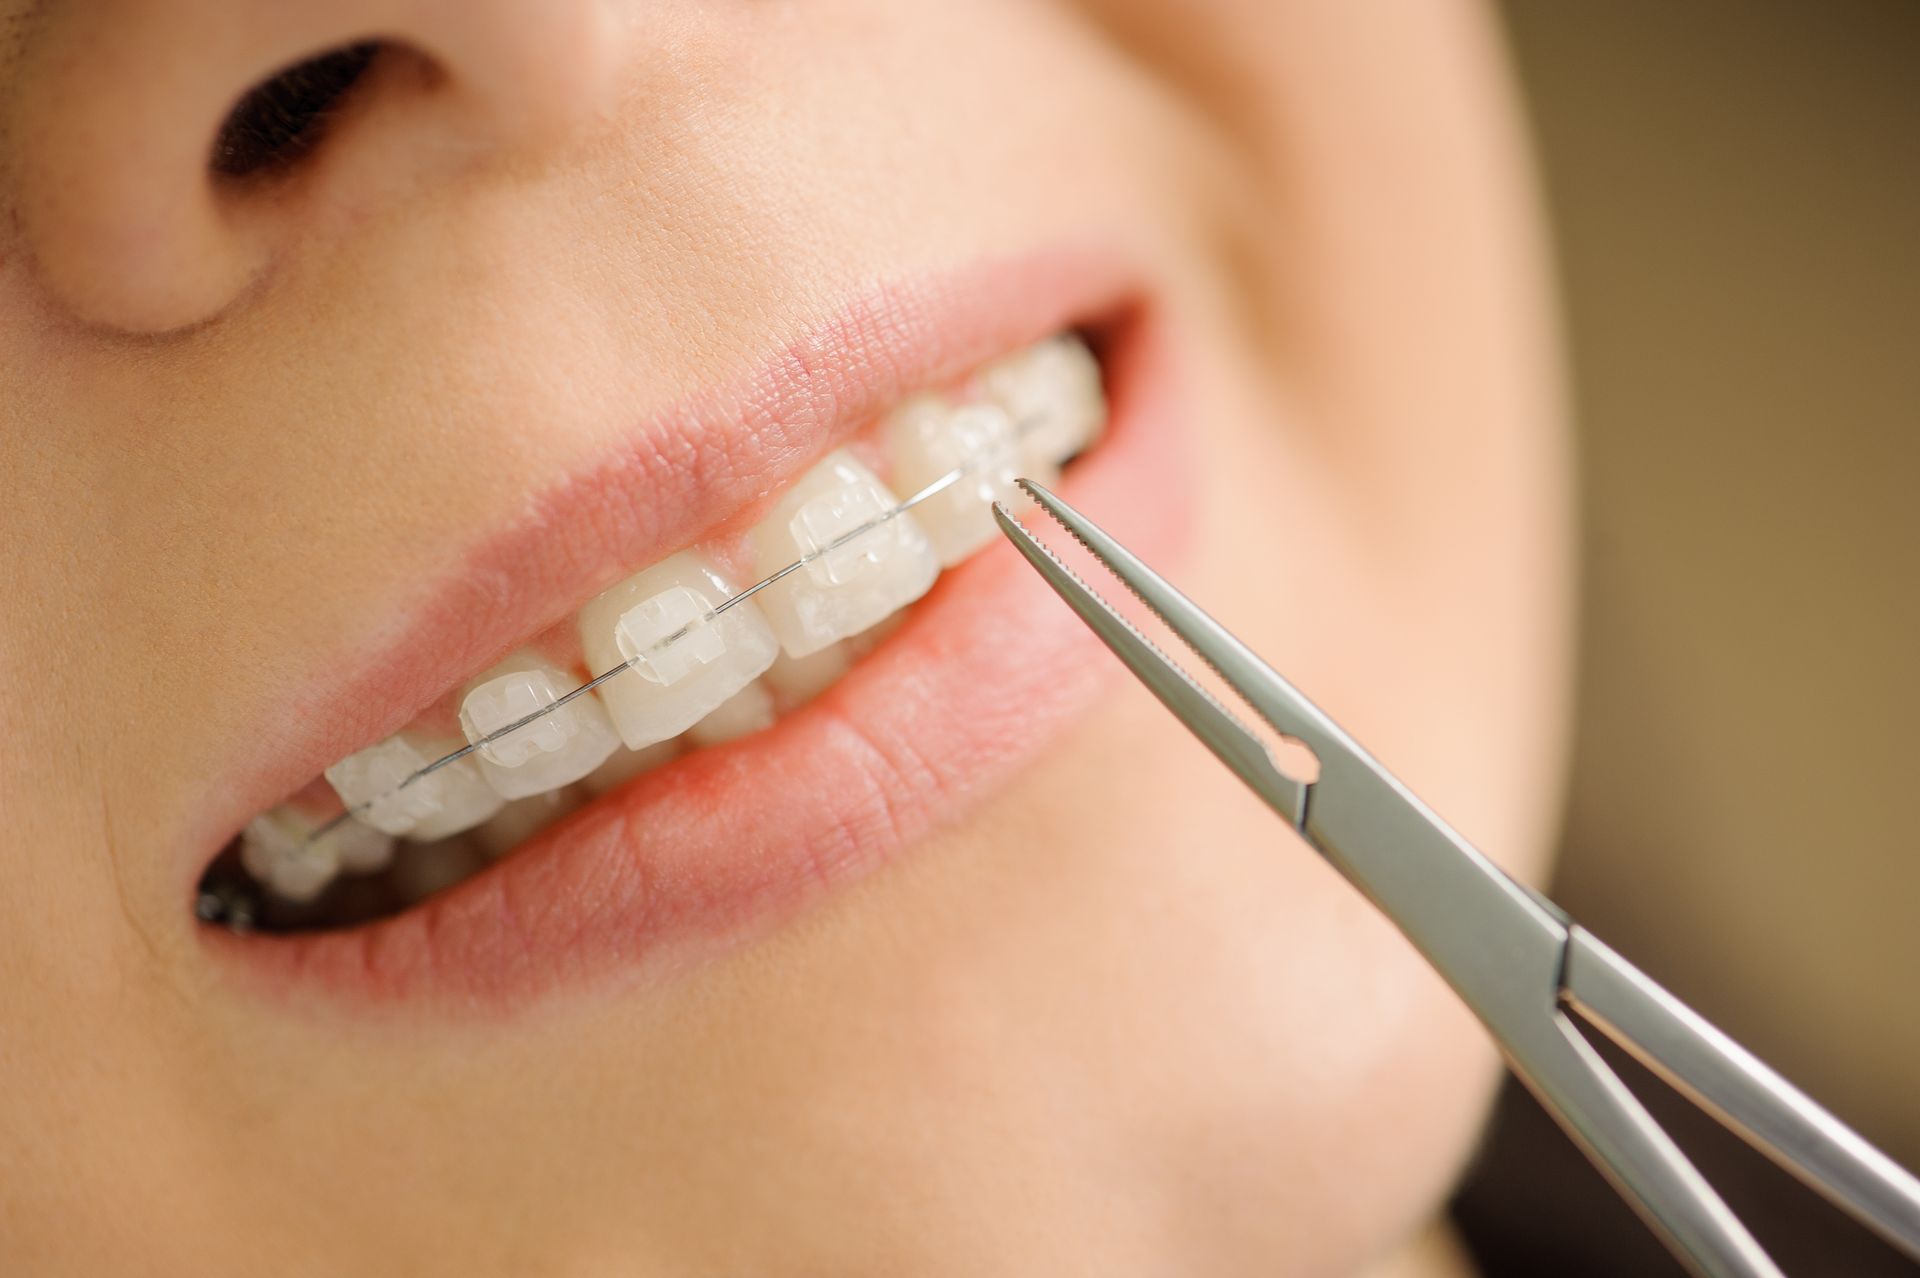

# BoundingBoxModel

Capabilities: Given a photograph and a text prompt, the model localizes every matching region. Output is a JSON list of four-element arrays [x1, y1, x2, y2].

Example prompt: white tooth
[[323, 735, 440, 836], [887, 394, 1022, 566], [389, 837, 485, 906], [764, 641, 851, 707], [843, 607, 907, 659], [240, 807, 391, 902], [325, 731, 503, 840], [265, 857, 335, 904], [472, 786, 587, 859], [749, 450, 939, 658], [576, 551, 779, 751], [458, 652, 620, 800], [402, 736, 507, 841], [330, 818, 400, 875], [582, 739, 681, 796], [979, 334, 1106, 483], [685, 680, 775, 748]]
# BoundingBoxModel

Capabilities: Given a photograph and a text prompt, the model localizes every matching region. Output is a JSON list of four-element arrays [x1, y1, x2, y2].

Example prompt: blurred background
[[1452, 4, 1920, 1273]]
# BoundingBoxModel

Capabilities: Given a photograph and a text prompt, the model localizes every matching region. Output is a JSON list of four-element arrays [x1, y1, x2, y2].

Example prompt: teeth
[[324, 731, 503, 840], [458, 652, 621, 800], [582, 739, 680, 796], [240, 808, 393, 902], [390, 838, 485, 906], [402, 736, 508, 841], [576, 551, 780, 751], [887, 395, 1022, 566], [749, 450, 939, 658], [979, 333, 1106, 484], [322, 735, 440, 835], [472, 787, 587, 859], [685, 680, 775, 748], [235, 333, 1106, 915], [844, 608, 907, 659], [764, 641, 852, 707]]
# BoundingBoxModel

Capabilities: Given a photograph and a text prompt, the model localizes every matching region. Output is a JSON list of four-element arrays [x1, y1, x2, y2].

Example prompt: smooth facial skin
[[0, 2, 1569, 1274]]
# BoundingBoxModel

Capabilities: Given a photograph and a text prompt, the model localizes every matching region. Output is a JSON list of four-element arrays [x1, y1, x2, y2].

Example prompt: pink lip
[[197, 247, 1193, 1009]]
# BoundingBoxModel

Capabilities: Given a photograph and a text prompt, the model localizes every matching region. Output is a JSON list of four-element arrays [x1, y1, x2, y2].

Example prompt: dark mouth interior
[[197, 845, 401, 933]]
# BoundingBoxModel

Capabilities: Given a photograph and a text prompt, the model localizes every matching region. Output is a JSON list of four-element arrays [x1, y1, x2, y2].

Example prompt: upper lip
[[189, 243, 1191, 1007]]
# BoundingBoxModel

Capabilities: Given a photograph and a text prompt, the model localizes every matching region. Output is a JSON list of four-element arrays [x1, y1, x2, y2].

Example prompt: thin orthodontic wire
[[298, 436, 1015, 849]]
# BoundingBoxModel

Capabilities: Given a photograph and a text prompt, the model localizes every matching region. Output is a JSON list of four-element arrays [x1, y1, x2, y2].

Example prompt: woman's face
[[0, 2, 1568, 1272]]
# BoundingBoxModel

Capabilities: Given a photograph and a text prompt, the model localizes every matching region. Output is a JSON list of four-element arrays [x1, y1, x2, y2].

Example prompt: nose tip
[[11, 0, 620, 334]]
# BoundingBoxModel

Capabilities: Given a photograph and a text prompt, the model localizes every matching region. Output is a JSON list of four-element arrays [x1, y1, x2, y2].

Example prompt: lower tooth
[[576, 551, 780, 751], [582, 739, 681, 796], [844, 607, 907, 659], [887, 395, 1021, 566], [240, 808, 393, 902], [472, 786, 587, 858], [750, 450, 939, 658], [685, 680, 775, 748], [458, 652, 621, 800], [979, 333, 1106, 482], [390, 838, 485, 905], [764, 641, 852, 707]]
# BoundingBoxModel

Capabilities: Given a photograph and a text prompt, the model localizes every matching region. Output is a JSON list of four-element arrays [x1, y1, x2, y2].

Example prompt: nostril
[[210, 41, 385, 180]]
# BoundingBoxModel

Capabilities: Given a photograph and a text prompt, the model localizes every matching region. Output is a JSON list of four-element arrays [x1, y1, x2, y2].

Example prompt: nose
[[11, 0, 620, 333]]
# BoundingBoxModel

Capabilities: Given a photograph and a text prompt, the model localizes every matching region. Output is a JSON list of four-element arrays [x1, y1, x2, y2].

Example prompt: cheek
[[659, 679, 1501, 1268]]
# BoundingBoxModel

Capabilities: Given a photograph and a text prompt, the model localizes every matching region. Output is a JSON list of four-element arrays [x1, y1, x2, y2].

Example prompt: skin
[[0, 2, 1569, 1274]]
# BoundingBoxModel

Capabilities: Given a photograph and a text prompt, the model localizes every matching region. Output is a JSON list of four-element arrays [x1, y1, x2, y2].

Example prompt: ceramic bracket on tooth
[[979, 333, 1106, 484], [752, 451, 939, 658], [889, 396, 1024, 566], [285, 358, 1096, 851], [463, 671, 572, 767], [458, 653, 620, 799], [793, 480, 902, 587], [240, 806, 393, 903], [616, 585, 728, 685], [579, 552, 780, 751]]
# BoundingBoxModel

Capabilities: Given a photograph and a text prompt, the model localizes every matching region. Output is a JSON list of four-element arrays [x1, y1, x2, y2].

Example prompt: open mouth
[[200, 330, 1110, 933], [191, 255, 1189, 1005]]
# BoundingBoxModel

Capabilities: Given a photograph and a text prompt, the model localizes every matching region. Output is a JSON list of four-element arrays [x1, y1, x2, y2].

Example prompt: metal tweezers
[[994, 480, 1920, 1278]]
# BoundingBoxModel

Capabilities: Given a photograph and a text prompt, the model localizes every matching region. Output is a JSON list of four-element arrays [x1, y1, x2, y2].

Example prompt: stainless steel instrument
[[995, 479, 1920, 1278]]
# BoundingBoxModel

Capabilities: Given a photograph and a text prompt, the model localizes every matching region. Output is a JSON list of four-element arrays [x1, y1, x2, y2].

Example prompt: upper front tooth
[[458, 651, 620, 800], [979, 334, 1106, 483], [401, 735, 507, 841], [324, 735, 440, 835], [576, 550, 780, 751], [324, 731, 503, 839], [887, 394, 1022, 566], [750, 449, 938, 658]]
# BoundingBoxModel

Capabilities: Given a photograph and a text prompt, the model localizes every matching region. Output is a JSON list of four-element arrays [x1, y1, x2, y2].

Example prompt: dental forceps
[[993, 481, 1920, 1278]]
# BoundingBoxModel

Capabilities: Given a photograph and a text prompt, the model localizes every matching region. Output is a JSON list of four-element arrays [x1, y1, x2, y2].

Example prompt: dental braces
[[280, 413, 1046, 857]]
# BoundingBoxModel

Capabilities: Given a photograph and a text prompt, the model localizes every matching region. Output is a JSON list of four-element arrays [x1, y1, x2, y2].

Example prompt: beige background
[[1500, 0, 1919, 1165]]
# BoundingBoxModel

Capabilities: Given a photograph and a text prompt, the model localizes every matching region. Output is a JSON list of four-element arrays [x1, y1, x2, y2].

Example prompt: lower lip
[[207, 311, 1193, 1009]]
